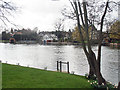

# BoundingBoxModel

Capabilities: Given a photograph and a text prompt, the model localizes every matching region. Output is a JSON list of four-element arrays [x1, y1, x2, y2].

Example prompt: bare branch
[[69, 0, 76, 13], [61, 7, 76, 20], [97, 0, 109, 64], [73, 0, 89, 56], [78, 1, 85, 27], [0, 0, 17, 27]]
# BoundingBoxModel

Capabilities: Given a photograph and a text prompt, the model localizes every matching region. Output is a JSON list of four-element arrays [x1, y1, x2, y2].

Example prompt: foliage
[[109, 20, 120, 40], [2, 28, 38, 41], [85, 74, 118, 89], [85, 73, 96, 80], [72, 26, 88, 42], [89, 80, 117, 89], [72, 26, 81, 42], [72, 25, 97, 42], [54, 30, 64, 41], [2, 31, 10, 40], [85, 73, 119, 89], [2, 63, 93, 88]]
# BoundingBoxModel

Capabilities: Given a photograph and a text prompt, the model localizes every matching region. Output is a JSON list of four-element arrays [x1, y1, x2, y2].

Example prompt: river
[[0, 43, 119, 85]]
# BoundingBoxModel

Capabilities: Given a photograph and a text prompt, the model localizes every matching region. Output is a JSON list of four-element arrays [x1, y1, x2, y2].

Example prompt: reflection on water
[[0, 43, 119, 85]]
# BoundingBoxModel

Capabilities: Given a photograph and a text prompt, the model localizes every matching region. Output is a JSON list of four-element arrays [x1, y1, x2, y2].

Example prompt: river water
[[0, 43, 119, 85]]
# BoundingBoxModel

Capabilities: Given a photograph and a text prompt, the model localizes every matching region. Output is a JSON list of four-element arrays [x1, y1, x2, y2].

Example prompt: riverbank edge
[[1, 41, 120, 47], [2, 63, 93, 88]]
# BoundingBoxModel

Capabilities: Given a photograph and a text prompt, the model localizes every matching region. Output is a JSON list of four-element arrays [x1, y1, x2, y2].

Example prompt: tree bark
[[88, 65, 94, 79], [97, 0, 109, 72], [118, 82, 120, 89], [73, 0, 107, 85], [91, 51, 106, 85]]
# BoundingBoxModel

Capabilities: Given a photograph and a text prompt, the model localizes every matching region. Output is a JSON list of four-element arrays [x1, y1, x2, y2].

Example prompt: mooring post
[[67, 62, 69, 73], [57, 61, 59, 71], [60, 61, 62, 72]]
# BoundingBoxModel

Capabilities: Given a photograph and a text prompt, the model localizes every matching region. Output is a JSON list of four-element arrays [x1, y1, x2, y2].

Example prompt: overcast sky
[[5, 0, 73, 32], [1, 0, 119, 32]]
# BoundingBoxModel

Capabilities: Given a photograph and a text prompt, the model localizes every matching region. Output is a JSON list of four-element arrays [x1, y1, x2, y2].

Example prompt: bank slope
[[2, 63, 92, 88]]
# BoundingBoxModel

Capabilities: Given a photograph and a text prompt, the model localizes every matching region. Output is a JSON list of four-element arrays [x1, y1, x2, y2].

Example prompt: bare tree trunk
[[85, 50, 106, 84], [89, 51, 106, 85], [82, 1, 96, 79], [88, 65, 94, 79], [97, 0, 109, 72], [72, 0, 108, 85], [74, 1, 95, 79], [118, 82, 120, 89]]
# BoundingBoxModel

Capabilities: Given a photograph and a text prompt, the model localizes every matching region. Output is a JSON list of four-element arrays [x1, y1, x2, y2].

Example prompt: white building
[[42, 33, 58, 42]]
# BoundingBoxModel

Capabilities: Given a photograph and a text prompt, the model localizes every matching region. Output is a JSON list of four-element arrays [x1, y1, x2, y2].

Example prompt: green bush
[[90, 81, 117, 89], [85, 73, 96, 80], [85, 73, 118, 89]]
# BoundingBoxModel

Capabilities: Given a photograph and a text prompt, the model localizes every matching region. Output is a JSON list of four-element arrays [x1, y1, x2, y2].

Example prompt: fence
[[57, 61, 69, 73]]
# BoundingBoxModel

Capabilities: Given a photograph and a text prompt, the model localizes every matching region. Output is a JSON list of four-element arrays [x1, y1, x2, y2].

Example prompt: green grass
[[2, 63, 93, 88]]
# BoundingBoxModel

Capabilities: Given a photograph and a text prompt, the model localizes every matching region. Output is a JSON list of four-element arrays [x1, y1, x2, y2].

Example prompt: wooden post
[[67, 62, 69, 73], [57, 61, 59, 71], [60, 61, 62, 72], [57, 61, 69, 74]]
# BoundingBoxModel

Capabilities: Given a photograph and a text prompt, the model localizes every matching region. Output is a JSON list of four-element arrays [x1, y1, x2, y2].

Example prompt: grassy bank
[[2, 63, 92, 88]]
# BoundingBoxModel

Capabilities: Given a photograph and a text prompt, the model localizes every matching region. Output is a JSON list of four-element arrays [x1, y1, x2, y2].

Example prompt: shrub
[[85, 73, 118, 89]]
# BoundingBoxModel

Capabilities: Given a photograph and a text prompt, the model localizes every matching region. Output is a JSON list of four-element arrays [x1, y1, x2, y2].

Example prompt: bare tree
[[54, 18, 65, 41], [61, 6, 76, 20], [62, 0, 117, 37], [54, 18, 64, 31], [0, 0, 17, 26], [68, 0, 111, 85], [61, 0, 119, 86]]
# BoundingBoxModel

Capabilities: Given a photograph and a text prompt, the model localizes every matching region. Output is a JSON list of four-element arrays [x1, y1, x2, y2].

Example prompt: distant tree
[[72, 25, 98, 43], [72, 26, 84, 42], [2, 31, 10, 40], [10, 28, 14, 34], [62, 0, 117, 41], [54, 18, 65, 41], [109, 20, 120, 40], [67, 29, 72, 42], [33, 27, 39, 33]]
